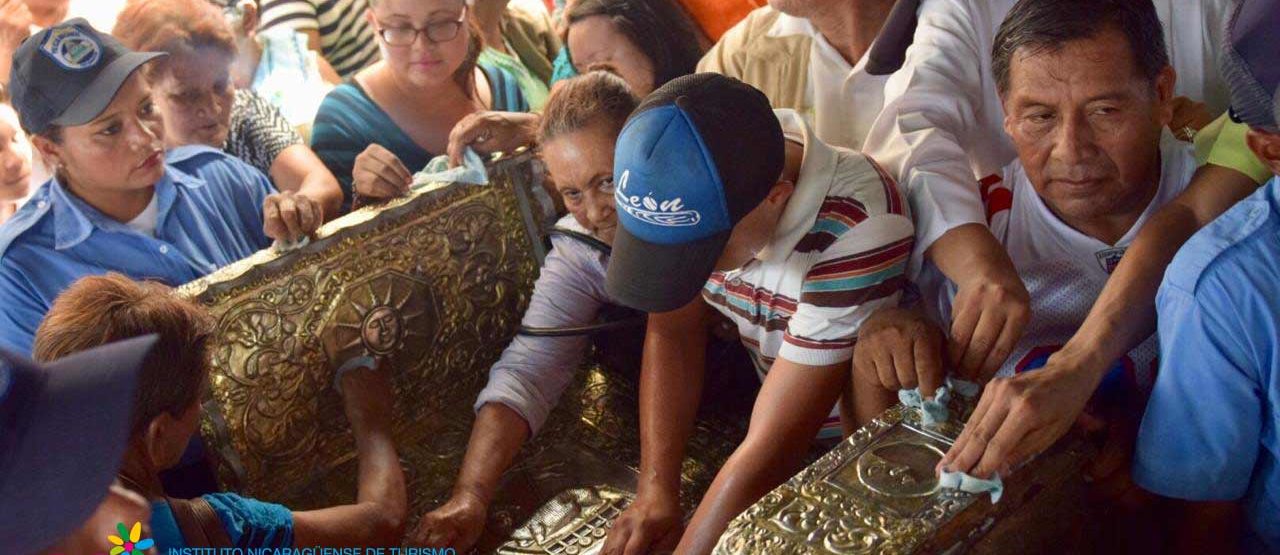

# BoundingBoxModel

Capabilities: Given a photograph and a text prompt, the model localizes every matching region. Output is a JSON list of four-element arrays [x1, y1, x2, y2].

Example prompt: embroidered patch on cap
[[615, 169, 702, 228], [39, 25, 102, 71]]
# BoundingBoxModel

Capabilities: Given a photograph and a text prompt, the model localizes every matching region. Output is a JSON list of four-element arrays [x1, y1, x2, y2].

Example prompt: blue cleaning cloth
[[898, 377, 980, 426], [412, 147, 489, 190], [939, 470, 1004, 503]]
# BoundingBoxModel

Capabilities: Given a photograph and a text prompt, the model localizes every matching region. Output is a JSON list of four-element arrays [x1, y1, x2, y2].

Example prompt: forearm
[[678, 442, 806, 555], [926, 223, 1017, 287], [637, 305, 711, 497], [272, 145, 344, 221], [1056, 165, 1260, 375], [348, 409, 408, 538], [452, 403, 532, 505]]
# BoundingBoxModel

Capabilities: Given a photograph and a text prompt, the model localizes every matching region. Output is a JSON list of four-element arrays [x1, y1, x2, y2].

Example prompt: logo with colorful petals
[[107, 522, 154, 555]]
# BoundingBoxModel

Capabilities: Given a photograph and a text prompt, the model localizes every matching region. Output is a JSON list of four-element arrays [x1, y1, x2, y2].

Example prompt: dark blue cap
[[606, 74, 784, 313], [0, 335, 156, 551], [8, 19, 165, 135], [1221, 0, 1280, 131]]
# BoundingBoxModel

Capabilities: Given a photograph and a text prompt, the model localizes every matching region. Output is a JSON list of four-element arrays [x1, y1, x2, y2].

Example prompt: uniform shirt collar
[[757, 109, 841, 262], [50, 167, 196, 251]]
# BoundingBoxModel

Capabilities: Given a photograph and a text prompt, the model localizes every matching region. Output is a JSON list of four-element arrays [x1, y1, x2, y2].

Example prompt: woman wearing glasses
[[310, 0, 529, 211]]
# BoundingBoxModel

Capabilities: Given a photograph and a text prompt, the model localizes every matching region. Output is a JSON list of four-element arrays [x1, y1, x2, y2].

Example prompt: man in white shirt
[[859, 0, 1230, 476], [856, 0, 1198, 501], [697, 0, 900, 151]]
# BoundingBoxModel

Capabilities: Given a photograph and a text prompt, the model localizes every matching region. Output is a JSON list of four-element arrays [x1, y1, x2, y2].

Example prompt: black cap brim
[[605, 223, 729, 314], [50, 51, 165, 128], [0, 335, 155, 551]]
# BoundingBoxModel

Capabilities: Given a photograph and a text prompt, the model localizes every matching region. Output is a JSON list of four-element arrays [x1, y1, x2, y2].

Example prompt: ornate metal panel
[[716, 398, 1096, 554], [178, 152, 754, 553]]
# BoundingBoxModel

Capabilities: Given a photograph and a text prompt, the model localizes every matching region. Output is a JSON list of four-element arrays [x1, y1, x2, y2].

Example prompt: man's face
[[1002, 27, 1173, 230]]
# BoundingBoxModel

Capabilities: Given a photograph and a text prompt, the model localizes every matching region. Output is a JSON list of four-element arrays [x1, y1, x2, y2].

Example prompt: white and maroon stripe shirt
[[701, 112, 913, 437]]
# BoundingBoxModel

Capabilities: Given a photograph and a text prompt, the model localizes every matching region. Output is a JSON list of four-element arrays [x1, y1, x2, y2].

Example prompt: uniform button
[[159, 245, 169, 254], [36, 200, 46, 209]]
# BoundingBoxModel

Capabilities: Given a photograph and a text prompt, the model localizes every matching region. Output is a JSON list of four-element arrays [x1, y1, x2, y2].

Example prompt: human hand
[[353, 143, 412, 200], [854, 306, 947, 397], [0, 0, 32, 51], [409, 489, 488, 551], [262, 190, 323, 242], [939, 354, 1101, 479], [1169, 96, 1215, 142], [948, 270, 1031, 383], [446, 111, 539, 167], [337, 359, 394, 428], [601, 487, 683, 555]]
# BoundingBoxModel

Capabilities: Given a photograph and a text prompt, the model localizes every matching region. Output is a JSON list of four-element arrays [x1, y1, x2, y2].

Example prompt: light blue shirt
[[1134, 177, 1280, 553], [0, 146, 274, 355], [151, 493, 293, 549]]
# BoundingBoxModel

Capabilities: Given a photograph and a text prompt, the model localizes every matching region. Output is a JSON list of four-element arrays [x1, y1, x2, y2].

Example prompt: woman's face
[[542, 120, 619, 245], [152, 49, 236, 149], [39, 72, 167, 195], [0, 105, 32, 203], [567, 16, 656, 97], [368, 0, 472, 88]]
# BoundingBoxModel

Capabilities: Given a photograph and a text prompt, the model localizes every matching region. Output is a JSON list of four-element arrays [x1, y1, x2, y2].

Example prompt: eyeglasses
[[375, 8, 468, 47]]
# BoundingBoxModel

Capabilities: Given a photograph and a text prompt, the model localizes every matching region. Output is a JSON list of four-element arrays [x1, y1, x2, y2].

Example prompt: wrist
[[1046, 342, 1112, 383], [452, 482, 494, 509]]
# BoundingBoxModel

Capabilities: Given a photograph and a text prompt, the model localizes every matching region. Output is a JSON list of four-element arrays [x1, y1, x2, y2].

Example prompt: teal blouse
[[311, 63, 531, 211]]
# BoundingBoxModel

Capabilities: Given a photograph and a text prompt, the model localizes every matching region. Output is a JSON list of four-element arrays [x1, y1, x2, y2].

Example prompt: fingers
[[915, 335, 945, 398], [948, 300, 980, 368], [872, 345, 898, 391], [448, 114, 485, 167], [977, 314, 1022, 382], [622, 524, 651, 555], [970, 409, 1036, 479], [941, 383, 999, 472], [601, 520, 631, 555], [355, 145, 411, 197], [956, 310, 1004, 380], [262, 197, 284, 239]]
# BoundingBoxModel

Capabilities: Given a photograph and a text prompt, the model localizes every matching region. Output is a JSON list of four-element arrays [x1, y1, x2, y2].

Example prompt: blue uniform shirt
[[1134, 177, 1280, 553], [0, 146, 274, 354]]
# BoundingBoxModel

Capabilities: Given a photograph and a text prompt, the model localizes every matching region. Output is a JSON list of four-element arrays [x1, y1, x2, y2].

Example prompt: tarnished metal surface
[[716, 396, 1095, 555], [715, 401, 976, 555], [179, 153, 752, 553]]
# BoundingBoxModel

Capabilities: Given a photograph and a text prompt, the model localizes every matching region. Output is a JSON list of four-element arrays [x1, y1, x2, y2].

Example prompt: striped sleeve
[[779, 173, 915, 366], [258, 0, 320, 32]]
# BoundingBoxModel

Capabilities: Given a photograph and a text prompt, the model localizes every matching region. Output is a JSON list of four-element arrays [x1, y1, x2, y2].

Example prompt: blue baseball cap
[[1222, 0, 1280, 131], [9, 19, 166, 135], [606, 74, 784, 313], [0, 335, 156, 551]]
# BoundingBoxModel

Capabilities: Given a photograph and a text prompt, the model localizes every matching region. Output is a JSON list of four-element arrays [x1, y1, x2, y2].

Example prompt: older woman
[[442, 0, 701, 166], [0, 20, 305, 354], [310, 0, 529, 211], [114, 0, 343, 226], [408, 71, 635, 552]]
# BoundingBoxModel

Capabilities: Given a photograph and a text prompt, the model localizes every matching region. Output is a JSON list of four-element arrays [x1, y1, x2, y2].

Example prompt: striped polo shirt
[[702, 110, 914, 379], [258, 0, 381, 79]]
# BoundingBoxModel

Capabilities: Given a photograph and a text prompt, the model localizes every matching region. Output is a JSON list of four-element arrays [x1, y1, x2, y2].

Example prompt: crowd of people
[[1, 0, 1279, 553]]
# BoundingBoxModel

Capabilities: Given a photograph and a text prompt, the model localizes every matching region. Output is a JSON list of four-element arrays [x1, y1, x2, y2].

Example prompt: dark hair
[[565, 0, 703, 89], [34, 273, 214, 436], [992, 0, 1169, 95], [538, 70, 638, 143]]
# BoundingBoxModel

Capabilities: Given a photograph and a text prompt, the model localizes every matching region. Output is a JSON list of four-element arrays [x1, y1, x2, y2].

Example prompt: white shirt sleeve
[[862, 0, 1003, 277]]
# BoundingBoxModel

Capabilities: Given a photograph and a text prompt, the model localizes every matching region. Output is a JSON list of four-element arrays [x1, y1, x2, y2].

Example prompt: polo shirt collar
[[51, 168, 188, 251], [759, 109, 840, 263]]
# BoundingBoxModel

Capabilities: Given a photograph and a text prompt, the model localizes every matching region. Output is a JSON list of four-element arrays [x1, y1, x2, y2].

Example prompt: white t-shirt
[[126, 193, 160, 236], [864, 0, 1230, 274], [918, 136, 1198, 388], [768, 15, 888, 152]]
